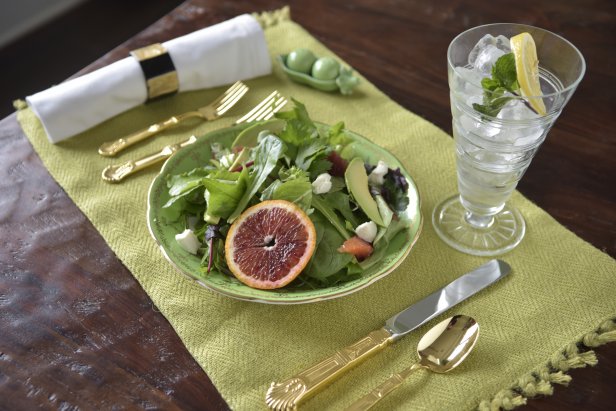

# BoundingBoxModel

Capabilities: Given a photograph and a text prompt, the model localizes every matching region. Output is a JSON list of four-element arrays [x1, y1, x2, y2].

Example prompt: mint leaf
[[481, 77, 500, 91], [473, 53, 519, 117], [492, 53, 518, 92], [473, 97, 513, 117]]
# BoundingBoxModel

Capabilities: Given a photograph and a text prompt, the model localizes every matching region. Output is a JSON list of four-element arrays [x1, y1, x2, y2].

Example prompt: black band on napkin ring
[[130, 43, 179, 101]]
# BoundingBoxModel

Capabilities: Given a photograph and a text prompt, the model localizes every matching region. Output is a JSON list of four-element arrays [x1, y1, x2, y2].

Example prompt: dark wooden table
[[1, 1, 614, 410]]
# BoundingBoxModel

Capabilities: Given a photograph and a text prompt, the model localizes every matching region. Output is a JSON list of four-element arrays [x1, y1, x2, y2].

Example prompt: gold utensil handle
[[102, 136, 197, 183], [345, 363, 422, 411], [266, 328, 394, 411], [98, 112, 201, 156]]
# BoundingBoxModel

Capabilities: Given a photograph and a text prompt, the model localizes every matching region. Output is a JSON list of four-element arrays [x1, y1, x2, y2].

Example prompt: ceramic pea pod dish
[[278, 48, 360, 95]]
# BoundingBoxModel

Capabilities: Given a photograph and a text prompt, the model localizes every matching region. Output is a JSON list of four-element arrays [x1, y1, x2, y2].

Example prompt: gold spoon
[[346, 315, 479, 411]]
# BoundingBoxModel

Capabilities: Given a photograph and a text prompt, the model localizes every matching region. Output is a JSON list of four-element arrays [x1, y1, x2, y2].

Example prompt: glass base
[[432, 195, 525, 256]]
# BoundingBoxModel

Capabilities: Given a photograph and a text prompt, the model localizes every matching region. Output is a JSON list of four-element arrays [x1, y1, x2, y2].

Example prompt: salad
[[162, 100, 411, 290]]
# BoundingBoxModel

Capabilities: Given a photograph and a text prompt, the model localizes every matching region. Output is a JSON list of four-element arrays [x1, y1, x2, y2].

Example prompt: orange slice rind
[[225, 200, 316, 290]]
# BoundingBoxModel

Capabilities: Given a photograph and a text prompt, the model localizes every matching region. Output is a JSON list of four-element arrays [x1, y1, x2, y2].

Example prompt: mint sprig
[[472, 52, 540, 117], [472, 53, 520, 117]]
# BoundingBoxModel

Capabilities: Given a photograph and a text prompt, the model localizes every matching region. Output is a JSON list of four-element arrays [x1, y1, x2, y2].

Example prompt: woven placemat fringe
[[252, 6, 291, 28], [13, 99, 27, 110], [478, 318, 616, 410]]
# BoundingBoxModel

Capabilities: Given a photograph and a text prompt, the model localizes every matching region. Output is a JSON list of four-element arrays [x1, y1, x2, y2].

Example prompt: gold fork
[[98, 81, 249, 157], [101, 91, 288, 183]]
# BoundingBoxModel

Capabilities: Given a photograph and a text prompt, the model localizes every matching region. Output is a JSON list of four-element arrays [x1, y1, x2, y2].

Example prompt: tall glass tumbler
[[433, 24, 585, 256]]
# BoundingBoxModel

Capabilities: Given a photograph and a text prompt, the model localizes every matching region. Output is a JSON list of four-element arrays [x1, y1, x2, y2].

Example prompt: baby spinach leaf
[[308, 158, 332, 179], [311, 195, 351, 239], [322, 191, 360, 227], [302, 212, 353, 281]]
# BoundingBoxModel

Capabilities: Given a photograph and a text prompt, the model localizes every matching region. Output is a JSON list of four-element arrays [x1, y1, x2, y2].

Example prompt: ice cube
[[497, 99, 540, 121], [496, 100, 545, 145], [468, 34, 511, 66], [494, 35, 511, 52], [459, 95, 501, 138], [454, 67, 483, 96], [473, 45, 506, 76]]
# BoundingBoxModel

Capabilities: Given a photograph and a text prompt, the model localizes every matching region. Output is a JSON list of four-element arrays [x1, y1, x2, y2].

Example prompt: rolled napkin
[[26, 14, 271, 143]]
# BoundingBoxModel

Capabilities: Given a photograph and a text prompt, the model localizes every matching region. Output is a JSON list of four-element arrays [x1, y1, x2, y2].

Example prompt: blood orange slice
[[225, 200, 317, 290]]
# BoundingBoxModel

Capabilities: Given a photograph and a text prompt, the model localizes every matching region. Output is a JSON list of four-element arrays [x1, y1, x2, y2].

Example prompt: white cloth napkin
[[26, 14, 271, 143]]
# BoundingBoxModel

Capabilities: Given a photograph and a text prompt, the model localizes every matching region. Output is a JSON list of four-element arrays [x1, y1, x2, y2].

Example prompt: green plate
[[147, 123, 422, 304]]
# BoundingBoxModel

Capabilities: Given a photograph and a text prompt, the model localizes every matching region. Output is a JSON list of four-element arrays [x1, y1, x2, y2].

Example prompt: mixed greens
[[162, 100, 411, 289]]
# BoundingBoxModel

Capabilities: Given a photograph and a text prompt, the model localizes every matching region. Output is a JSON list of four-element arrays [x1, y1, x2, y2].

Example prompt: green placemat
[[16, 7, 616, 411]]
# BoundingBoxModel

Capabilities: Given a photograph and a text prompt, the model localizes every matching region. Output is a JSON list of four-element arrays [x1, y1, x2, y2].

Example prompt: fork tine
[[261, 98, 288, 120], [234, 91, 280, 124], [208, 81, 245, 108], [217, 82, 249, 108], [240, 96, 280, 123], [242, 96, 287, 123], [247, 97, 287, 122], [215, 85, 249, 115]]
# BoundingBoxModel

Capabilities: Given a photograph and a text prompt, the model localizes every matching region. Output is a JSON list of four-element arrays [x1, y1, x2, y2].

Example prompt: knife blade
[[265, 259, 510, 411], [385, 259, 510, 339]]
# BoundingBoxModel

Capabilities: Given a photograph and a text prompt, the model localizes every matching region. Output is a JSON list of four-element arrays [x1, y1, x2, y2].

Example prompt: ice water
[[450, 34, 564, 216]]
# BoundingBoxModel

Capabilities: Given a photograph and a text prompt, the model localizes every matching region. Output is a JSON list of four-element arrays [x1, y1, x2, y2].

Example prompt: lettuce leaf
[[270, 167, 312, 211], [275, 98, 318, 145], [202, 168, 249, 219], [227, 135, 286, 222]]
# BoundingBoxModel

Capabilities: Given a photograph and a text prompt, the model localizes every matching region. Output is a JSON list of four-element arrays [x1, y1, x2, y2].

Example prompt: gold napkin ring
[[130, 43, 179, 101]]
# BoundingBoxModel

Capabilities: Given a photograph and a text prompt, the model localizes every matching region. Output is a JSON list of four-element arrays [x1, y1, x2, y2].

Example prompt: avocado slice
[[344, 158, 385, 226], [231, 119, 285, 149]]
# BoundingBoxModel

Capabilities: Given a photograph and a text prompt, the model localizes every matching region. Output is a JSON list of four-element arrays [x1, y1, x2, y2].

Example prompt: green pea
[[311, 57, 340, 80], [286, 49, 317, 74]]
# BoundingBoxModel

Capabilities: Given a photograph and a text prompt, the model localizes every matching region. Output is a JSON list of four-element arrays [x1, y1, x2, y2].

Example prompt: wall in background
[[0, 0, 87, 48]]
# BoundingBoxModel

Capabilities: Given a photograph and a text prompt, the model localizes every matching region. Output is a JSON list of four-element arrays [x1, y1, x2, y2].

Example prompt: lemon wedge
[[510, 32, 546, 115]]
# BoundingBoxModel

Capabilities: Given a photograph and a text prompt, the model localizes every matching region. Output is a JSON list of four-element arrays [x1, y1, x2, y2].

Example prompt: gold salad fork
[[98, 81, 249, 156], [101, 91, 288, 183]]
